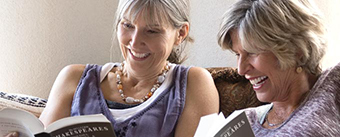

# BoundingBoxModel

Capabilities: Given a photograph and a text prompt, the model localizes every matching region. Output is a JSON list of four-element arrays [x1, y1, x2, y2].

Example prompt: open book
[[194, 110, 255, 137], [0, 108, 116, 137]]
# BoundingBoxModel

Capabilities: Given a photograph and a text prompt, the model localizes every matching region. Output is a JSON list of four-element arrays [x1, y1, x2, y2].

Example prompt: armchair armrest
[[0, 91, 46, 117]]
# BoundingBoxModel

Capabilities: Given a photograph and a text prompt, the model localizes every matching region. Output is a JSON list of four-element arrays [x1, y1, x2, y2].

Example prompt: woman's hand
[[4, 132, 19, 137]]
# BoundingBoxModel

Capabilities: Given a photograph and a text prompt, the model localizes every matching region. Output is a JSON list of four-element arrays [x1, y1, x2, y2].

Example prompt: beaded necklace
[[115, 62, 170, 104]]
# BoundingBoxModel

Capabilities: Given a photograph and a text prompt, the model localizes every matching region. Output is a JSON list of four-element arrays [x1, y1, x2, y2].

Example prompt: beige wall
[[0, 0, 119, 98], [184, 0, 238, 68], [1, 0, 339, 98], [316, 0, 340, 69]]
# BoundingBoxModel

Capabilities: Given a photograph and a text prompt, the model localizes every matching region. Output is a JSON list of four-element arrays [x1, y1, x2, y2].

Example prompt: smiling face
[[117, 13, 181, 73], [230, 30, 303, 102]]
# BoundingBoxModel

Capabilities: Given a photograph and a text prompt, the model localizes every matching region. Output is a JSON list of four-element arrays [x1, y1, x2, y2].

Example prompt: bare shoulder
[[186, 66, 218, 100], [174, 66, 219, 136], [186, 66, 216, 93], [59, 64, 86, 79], [186, 66, 219, 107], [187, 66, 213, 81], [49, 64, 86, 100], [39, 64, 86, 126]]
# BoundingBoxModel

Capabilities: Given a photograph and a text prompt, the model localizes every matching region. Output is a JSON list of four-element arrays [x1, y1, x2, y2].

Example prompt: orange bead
[[117, 84, 123, 90], [148, 92, 153, 97]]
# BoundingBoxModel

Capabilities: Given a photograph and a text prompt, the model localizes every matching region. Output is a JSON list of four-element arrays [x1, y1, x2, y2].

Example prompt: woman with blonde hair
[[37, 0, 219, 137], [218, 0, 340, 136]]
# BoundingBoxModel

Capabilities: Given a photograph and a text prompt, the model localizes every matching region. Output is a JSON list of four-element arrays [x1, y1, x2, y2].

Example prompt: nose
[[237, 55, 251, 76], [129, 29, 145, 48]]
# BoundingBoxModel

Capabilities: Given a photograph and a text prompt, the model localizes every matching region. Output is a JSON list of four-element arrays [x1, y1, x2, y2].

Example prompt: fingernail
[[10, 132, 19, 137]]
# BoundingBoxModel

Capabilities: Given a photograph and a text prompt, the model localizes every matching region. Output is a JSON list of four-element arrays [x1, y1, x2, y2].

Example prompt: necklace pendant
[[157, 75, 166, 83], [125, 97, 135, 104], [268, 123, 276, 127], [266, 110, 285, 127]]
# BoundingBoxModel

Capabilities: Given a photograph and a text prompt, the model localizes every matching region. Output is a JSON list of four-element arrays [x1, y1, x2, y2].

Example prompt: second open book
[[194, 110, 255, 137]]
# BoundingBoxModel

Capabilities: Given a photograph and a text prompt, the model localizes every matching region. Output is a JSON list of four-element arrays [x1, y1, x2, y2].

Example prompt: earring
[[296, 67, 302, 73], [176, 36, 183, 45]]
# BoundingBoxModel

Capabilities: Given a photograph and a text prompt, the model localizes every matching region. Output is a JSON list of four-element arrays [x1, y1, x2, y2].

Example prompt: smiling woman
[[38, 0, 219, 137], [217, 0, 340, 136]]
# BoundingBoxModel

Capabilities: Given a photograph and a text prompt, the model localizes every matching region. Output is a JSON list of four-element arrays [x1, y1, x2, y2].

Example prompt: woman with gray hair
[[218, 0, 340, 136], [36, 0, 219, 137]]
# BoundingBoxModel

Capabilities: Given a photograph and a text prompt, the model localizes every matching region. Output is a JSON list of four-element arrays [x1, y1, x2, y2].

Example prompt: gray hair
[[217, 0, 327, 75], [114, 0, 193, 64]]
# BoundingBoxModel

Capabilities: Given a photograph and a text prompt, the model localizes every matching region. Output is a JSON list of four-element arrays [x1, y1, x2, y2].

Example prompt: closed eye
[[122, 22, 134, 29], [147, 29, 159, 34], [247, 52, 258, 57]]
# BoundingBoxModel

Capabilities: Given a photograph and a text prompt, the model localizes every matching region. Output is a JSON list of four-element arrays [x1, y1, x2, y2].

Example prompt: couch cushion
[[207, 67, 263, 117]]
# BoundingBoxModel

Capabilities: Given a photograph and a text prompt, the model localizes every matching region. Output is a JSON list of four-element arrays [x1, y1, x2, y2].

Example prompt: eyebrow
[[123, 18, 162, 28], [121, 17, 131, 22], [146, 24, 162, 29]]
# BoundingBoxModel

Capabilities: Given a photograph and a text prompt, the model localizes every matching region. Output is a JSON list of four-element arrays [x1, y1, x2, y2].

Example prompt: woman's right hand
[[4, 132, 19, 137]]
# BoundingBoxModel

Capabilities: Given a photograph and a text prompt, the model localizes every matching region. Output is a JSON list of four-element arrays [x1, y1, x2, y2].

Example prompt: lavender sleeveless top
[[70, 63, 190, 137], [244, 62, 340, 136]]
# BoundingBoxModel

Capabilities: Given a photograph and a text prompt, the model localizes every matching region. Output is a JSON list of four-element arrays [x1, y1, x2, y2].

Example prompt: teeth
[[130, 50, 150, 58], [249, 76, 268, 85]]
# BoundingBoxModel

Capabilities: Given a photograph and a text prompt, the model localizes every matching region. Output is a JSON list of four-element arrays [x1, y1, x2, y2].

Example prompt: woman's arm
[[39, 64, 85, 127], [175, 67, 220, 137]]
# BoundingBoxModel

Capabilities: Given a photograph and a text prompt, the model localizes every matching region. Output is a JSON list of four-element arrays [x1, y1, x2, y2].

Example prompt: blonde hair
[[217, 0, 327, 75], [114, 0, 193, 64]]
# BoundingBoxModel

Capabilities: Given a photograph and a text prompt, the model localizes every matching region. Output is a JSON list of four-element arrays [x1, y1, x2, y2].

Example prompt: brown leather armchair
[[207, 67, 264, 117]]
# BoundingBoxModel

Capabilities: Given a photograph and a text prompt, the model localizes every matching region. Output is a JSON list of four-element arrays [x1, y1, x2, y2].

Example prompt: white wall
[[1, 0, 339, 99], [316, 0, 340, 69], [183, 0, 238, 68], [0, 0, 118, 98]]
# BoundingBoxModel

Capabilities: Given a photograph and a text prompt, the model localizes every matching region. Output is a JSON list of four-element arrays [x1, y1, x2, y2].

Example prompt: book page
[[0, 108, 44, 135], [195, 110, 255, 137], [0, 118, 33, 137], [194, 113, 226, 137], [45, 114, 110, 132]]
